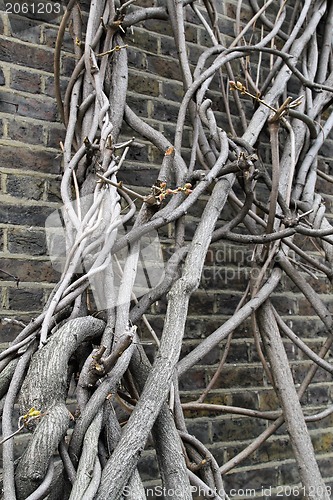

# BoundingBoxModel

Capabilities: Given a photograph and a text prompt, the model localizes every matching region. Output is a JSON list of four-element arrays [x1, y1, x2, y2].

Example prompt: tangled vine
[[1, 0, 333, 499]]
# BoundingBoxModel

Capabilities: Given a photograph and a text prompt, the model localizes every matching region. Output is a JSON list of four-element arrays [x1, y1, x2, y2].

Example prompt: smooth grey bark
[[95, 275, 194, 500], [69, 409, 103, 500], [152, 405, 192, 500], [104, 400, 146, 500], [129, 342, 192, 498], [256, 301, 330, 500], [96, 166, 231, 500], [108, 32, 128, 143], [0, 358, 18, 400]]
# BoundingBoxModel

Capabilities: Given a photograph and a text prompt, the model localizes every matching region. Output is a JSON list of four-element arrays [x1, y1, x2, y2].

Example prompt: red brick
[[0, 89, 57, 121], [0, 257, 59, 283], [127, 72, 160, 96], [42, 26, 74, 52], [208, 364, 264, 389], [212, 415, 266, 442], [0, 143, 61, 174], [0, 37, 54, 72], [9, 15, 42, 43], [10, 67, 42, 93], [7, 118, 44, 146], [42, 74, 68, 99], [146, 53, 182, 81], [130, 27, 159, 54]]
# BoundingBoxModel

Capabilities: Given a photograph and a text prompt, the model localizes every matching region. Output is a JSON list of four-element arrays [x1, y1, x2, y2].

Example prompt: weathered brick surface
[[0, 257, 59, 284], [0, 37, 55, 72], [0, 202, 54, 226], [10, 67, 42, 93], [1, 0, 333, 494], [7, 117, 44, 145], [7, 227, 47, 254], [0, 142, 61, 173], [0, 88, 58, 120], [7, 286, 45, 311], [6, 174, 45, 200]]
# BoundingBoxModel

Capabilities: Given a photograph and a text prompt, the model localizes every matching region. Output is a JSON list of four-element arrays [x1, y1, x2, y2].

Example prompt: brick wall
[[0, 3, 65, 342], [1, 1, 333, 498]]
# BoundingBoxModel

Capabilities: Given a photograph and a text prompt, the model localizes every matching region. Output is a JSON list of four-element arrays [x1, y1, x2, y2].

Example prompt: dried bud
[[165, 146, 175, 156], [229, 80, 247, 94]]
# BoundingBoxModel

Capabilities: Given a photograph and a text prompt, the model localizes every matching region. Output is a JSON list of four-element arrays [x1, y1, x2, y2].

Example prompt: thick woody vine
[[1, 0, 333, 499]]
